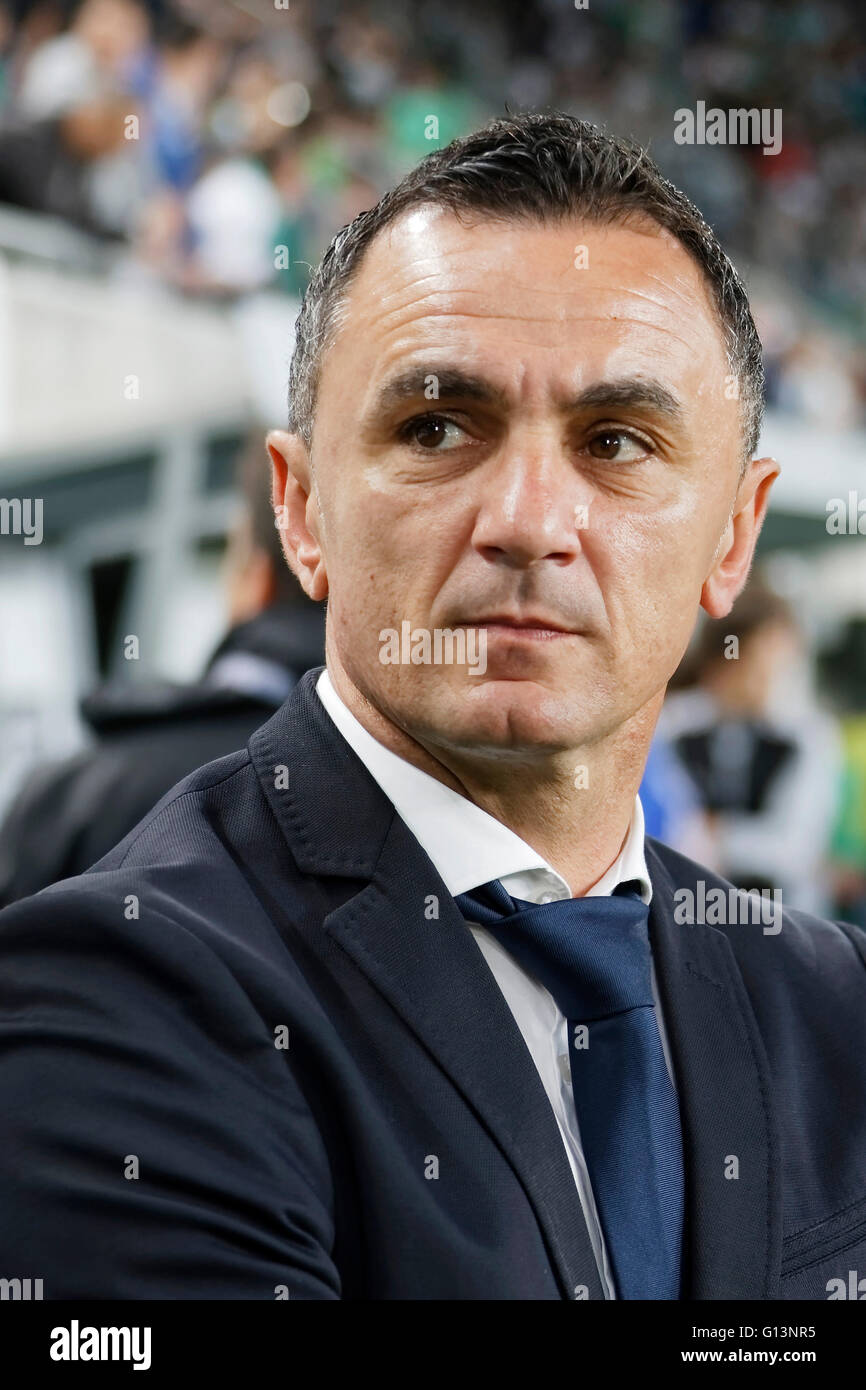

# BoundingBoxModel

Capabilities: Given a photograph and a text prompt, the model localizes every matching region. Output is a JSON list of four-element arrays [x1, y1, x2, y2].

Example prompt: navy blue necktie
[[455, 879, 684, 1300]]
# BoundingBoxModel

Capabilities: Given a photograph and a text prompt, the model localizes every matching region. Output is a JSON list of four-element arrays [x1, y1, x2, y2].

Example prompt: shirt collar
[[315, 667, 652, 904]]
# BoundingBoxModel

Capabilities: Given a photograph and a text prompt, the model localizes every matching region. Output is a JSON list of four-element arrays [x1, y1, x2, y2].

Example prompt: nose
[[470, 434, 588, 569]]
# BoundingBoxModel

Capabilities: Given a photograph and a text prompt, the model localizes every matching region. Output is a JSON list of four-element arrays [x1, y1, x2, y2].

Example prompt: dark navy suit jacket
[[1, 668, 865, 1300]]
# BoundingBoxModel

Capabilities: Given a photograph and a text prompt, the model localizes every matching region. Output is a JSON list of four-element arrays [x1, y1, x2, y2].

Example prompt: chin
[[420, 678, 590, 756]]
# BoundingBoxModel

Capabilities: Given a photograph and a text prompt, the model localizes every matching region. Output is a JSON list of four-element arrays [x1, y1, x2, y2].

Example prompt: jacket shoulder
[[646, 834, 866, 981], [0, 746, 293, 975], [0, 782, 340, 1298]]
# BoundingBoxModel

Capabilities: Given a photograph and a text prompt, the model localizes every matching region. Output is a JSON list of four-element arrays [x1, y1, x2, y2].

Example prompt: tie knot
[[456, 882, 654, 1022]]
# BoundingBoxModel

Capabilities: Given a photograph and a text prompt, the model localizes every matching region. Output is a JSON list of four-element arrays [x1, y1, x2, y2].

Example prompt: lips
[[457, 614, 576, 634]]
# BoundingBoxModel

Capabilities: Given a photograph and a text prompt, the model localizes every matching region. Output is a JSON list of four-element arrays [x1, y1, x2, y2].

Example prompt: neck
[[325, 650, 662, 897]]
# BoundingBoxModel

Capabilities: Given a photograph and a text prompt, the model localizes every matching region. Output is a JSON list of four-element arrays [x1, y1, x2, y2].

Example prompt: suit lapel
[[645, 840, 782, 1299], [249, 670, 604, 1300], [325, 812, 605, 1301]]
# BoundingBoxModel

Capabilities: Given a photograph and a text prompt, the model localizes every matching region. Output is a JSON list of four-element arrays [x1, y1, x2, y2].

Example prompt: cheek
[[645, 475, 726, 571], [336, 479, 459, 598], [324, 510, 425, 649], [590, 501, 712, 644]]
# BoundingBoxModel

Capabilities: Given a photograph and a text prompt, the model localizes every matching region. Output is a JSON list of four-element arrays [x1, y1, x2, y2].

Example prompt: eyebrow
[[570, 378, 683, 421], [371, 367, 683, 423], [373, 368, 508, 415]]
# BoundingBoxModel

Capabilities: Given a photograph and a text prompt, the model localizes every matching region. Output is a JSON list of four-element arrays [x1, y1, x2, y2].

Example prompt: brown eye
[[414, 417, 449, 448], [405, 415, 465, 451], [590, 432, 621, 459], [587, 431, 649, 462]]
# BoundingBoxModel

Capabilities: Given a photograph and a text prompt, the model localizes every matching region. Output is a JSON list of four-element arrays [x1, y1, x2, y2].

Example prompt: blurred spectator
[[383, 60, 481, 172], [184, 151, 284, 291], [828, 717, 866, 928], [15, 0, 149, 123], [0, 0, 153, 236], [639, 731, 716, 866], [819, 619, 866, 927], [145, 15, 226, 194], [0, 434, 325, 907], [659, 578, 844, 916]]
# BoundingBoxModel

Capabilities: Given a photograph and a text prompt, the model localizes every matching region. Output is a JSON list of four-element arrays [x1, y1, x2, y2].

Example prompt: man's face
[[285, 209, 770, 761]]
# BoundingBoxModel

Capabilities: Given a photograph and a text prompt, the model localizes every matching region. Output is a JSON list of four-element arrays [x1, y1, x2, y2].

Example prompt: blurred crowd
[[0, 0, 861, 426]]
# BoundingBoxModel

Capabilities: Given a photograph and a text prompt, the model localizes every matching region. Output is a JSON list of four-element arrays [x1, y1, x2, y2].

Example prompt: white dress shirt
[[316, 668, 676, 1299]]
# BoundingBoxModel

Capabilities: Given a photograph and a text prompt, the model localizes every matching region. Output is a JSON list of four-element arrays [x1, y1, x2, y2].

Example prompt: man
[[0, 113, 864, 1301], [0, 435, 325, 905]]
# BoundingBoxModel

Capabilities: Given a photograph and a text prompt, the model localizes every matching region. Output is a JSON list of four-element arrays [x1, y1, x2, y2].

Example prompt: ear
[[701, 456, 780, 620], [266, 428, 329, 602]]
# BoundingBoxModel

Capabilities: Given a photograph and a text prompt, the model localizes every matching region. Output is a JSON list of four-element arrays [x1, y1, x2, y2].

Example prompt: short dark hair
[[287, 111, 764, 462]]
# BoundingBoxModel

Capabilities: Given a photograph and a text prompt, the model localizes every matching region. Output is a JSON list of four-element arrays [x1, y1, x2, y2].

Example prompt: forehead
[[321, 206, 729, 407]]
